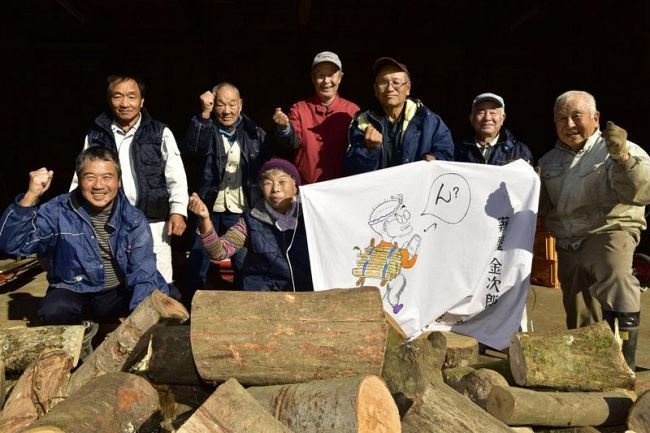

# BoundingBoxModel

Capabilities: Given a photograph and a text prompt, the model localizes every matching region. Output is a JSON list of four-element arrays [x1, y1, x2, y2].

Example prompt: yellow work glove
[[602, 121, 628, 161]]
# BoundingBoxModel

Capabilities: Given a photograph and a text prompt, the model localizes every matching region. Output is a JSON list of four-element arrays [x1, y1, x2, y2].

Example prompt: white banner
[[301, 160, 540, 349]]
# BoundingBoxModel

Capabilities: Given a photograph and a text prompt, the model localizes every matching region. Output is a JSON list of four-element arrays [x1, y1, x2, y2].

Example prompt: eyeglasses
[[375, 80, 409, 91]]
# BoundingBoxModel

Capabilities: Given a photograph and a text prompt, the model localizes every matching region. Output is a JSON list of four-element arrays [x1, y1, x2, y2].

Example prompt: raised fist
[[364, 125, 383, 150], [602, 121, 628, 161], [273, 107, 290, 128], [200, 91, 215, 119], [20, 167, 53, 206]]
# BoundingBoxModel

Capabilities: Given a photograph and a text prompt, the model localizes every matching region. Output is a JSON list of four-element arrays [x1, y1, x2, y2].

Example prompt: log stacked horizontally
[[190, 287, 388, 385]]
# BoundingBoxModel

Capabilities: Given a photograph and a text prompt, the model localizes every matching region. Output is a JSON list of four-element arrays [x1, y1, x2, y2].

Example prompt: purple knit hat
[[258, 158, 301, 186]]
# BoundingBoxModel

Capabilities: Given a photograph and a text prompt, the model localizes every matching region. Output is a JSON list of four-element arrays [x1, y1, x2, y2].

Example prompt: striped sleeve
[[200, 217, 248, 260]]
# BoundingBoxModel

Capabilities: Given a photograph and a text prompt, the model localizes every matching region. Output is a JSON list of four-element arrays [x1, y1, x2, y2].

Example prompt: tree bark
[[23, 372, 160, 433], [509, 321, 635, 391], [628, 389, 650, 433], [176, 378, 293, 433], [0, 358, 5, 408], [443, 332, 479, 368], [191, 287, 387, 385], [454, 368, 509, 410], [486, 385, 635, 427], [247, 375, 400, 433], [401, 382, 512, 433], [68, 289, 189, 394], [0, 349, 73, 433], [381, 328, 446, 415], [0, 325, 83, 374], [147, 325, 202, 386]]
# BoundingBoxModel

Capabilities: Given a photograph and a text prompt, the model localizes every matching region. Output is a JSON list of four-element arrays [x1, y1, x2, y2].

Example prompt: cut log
[[0, 349, 73, 433], [456, 368, 509, 409], [68, 289, 189, 394], [533, 427, 615, 433], [148, 325, 202, 385], [473, 358, 516, 385], [628, 389, 650, 433], [191, 287, 387, 385], [0, 358, 5, 408], [509, 321, 635, 391], [635, 369, 650, 395], [443, 365, 476, 389], [176, 378, 292, 433], [443, 332, 479, 368], [0, 325, 84, 374], [156, 384, 212, 431], [486, 385, 634, 427], [247, 375, 400, 433], [401, 382, 512, 433], [23, 372, 160, 433], [381, 328, 446, 414], [510, 428, 534, 433]]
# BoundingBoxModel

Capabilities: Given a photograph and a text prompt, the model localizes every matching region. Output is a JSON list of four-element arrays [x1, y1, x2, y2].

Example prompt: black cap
[[372, 57, 410, 80]]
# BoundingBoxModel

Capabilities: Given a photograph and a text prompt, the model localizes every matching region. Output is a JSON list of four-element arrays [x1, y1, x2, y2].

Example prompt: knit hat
[[258, 158, 302, 186]]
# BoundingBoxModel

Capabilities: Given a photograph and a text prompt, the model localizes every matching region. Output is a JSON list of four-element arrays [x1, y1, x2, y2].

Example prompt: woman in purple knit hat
[[188, 158, 312, 292]]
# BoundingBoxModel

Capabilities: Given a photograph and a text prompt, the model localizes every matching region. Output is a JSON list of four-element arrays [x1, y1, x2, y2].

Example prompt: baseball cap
[[312, 51, 342, 71], [372, 57, 410, 79], [472, 92, 505, 109]]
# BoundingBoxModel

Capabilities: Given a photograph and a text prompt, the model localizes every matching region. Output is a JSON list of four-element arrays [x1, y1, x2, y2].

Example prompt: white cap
[[472, 92, 505, 109], [312, 51, 342, 70]]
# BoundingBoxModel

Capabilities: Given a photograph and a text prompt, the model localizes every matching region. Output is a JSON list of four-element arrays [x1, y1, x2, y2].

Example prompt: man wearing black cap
[[343, 57, 454, 175], [273, 51, 359, 184], [455, 92, 533, 165]]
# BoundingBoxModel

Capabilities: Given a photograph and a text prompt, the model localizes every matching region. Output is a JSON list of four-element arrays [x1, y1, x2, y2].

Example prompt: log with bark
[[23, 372, 160, 433], [0, 325, 84, 375], [147, 325, 202, 386], [486, 385, 635, 427], [443, 331, 479, 368], [381, 326, 447, 415], [68, 289, 189, 394], [509, 321, 635, 391], [635, 369, 650, 395], [176, 378, 293, 433], [401, 382, 512, 433], [0, 349, 73, 433], [157, 384, 213, 432], [247, 375, 400, 433], [454, 368, 509, 410], [191, 287, 387, 385], [0, 358, 5, 408], [628, 389, 650, 433]]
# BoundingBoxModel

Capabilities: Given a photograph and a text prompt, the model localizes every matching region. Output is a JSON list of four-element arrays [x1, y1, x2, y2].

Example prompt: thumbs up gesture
[[273, 107, 290, 128]]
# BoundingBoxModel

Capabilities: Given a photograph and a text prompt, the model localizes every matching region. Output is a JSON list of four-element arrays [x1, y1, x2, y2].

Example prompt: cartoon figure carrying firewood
[[353, 194, 421, 314]]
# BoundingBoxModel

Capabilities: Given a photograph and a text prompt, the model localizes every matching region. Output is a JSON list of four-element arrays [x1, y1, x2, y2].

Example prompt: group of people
[[0, 51, 648, 370]]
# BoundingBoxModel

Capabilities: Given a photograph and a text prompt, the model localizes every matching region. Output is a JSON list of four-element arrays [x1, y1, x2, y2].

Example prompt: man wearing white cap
[[455, 92, 533, 165], [343, 57, 454, 175], [273, 51, 359, 184]]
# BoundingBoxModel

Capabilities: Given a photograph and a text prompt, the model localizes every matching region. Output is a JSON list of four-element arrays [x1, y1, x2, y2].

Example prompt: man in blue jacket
[[455, 93, 533, 166], [343, 57, 454, 175], [181, 82, 271, 295], [0, 147, 168, 325]]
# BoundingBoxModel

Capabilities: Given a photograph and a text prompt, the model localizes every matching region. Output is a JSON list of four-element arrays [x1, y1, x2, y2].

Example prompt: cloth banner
[[300, 160, 540, 349]]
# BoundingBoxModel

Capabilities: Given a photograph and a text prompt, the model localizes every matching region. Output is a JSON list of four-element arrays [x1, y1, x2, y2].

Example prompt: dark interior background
[[1, 0, 649, 209]]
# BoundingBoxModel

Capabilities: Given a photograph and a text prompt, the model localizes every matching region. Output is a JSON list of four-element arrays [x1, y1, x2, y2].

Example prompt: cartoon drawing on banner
[[352, 173, 472, 314]]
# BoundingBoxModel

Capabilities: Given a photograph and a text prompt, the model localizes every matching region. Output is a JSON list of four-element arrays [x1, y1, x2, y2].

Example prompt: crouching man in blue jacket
[[0, 147, 169, 326]]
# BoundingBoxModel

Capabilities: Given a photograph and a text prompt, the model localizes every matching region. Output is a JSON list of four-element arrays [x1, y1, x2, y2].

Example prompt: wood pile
[[0, 288, 646, 433]]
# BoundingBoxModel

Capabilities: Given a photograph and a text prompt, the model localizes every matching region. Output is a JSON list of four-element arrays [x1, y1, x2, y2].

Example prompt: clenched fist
[[602, 121, 629, 162], [20, 167, 53, 207], [364, 125, 383, 150], [273, 107, 290, 128], [200, 91, 215, 119]]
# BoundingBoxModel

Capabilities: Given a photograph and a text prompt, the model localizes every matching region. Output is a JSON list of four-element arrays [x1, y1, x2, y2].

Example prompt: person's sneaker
[[80, 320, 99, 361]]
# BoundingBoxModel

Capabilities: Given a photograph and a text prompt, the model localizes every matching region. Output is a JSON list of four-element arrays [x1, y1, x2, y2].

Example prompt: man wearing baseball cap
[[273, 51, 359, 184], [343, 57, 453, 175], [455, 92, 533, 165]]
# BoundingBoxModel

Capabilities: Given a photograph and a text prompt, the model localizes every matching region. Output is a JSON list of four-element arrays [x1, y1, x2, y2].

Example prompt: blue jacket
[[87, 109, 171, 221], [454, 128, 534, 166], [0, 190, 168, 310], [181, 114, 271, 210], [343, 99, 454, 175], [241, 201, 313, 292]]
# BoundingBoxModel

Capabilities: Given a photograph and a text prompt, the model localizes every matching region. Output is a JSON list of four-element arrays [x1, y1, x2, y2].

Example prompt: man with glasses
[[181, 82, 270, 298], [455, 93, 533, 165], [343, 57, 454, 175], [273, 51, 359, 184]]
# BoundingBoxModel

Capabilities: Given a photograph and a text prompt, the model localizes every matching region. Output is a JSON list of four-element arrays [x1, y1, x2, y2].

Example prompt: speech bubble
[[422, 173, 471, 224]]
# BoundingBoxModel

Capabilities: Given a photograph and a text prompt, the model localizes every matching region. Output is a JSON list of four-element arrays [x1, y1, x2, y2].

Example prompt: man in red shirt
[[273, 51, 360, 184]]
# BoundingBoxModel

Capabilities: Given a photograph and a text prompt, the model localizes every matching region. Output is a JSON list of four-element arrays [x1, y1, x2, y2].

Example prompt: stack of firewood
[[0, 287, 648, 433]]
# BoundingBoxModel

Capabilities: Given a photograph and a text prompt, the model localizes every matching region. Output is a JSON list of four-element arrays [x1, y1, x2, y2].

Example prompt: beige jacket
[[538, 129, 650, 243]]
